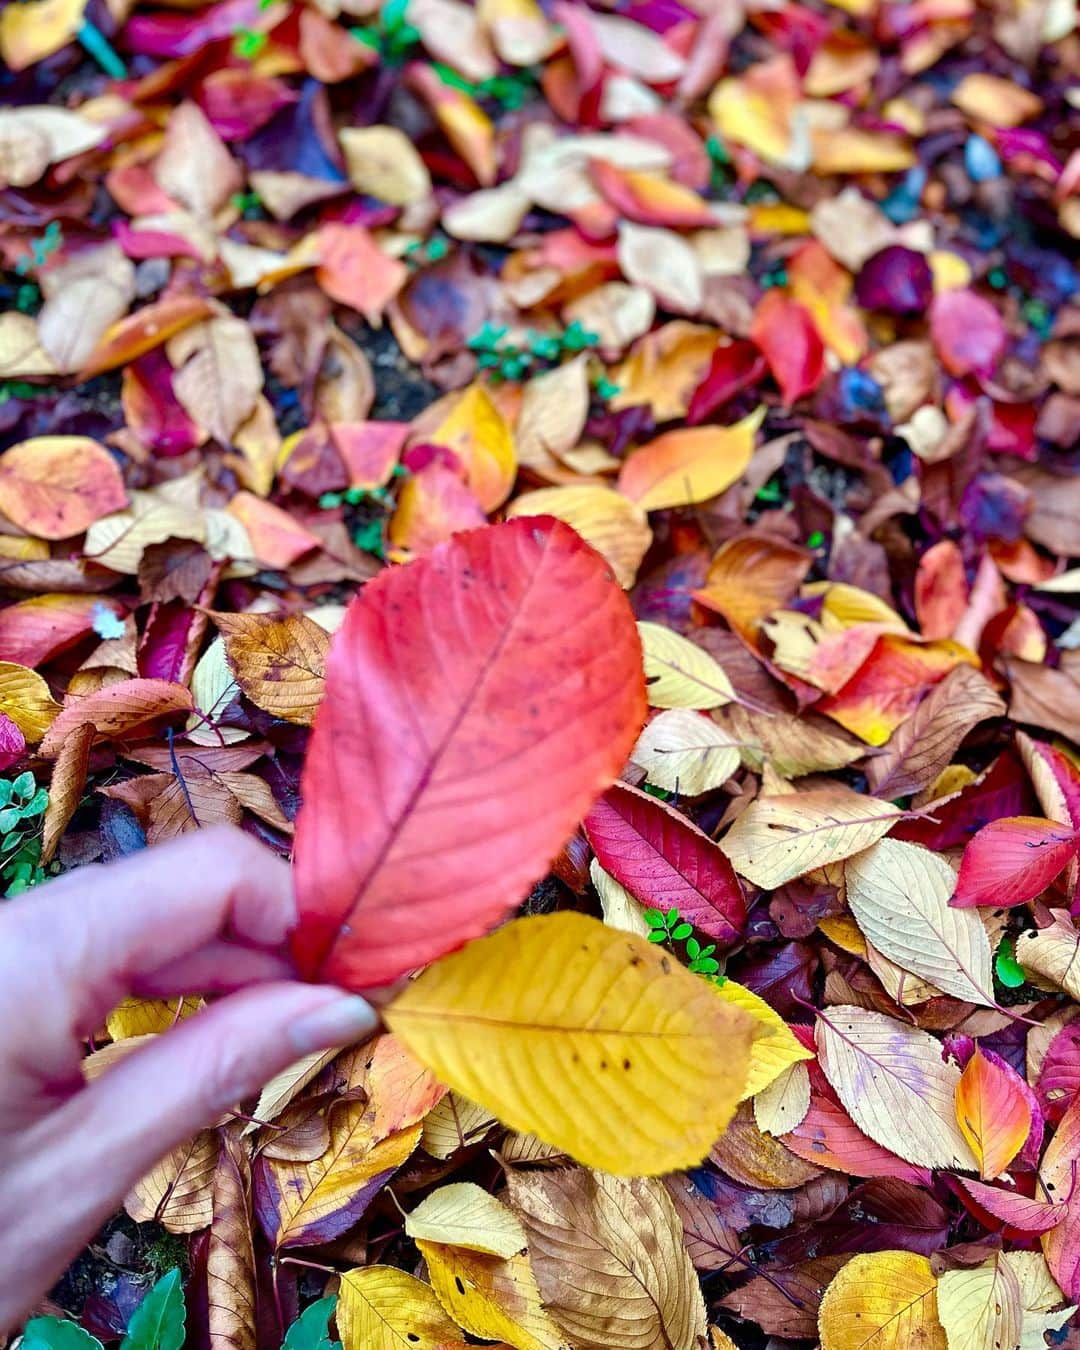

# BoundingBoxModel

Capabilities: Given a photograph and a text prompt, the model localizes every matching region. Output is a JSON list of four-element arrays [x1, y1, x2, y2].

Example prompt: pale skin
[[0, 826, 378, 1332]]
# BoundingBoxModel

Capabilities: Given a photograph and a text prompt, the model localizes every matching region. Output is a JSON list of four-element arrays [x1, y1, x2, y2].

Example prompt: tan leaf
[[512, 357, 590, 472], [664, 1174, 741, 1272], [420, 1091, 498, 1160], [617, 222, 703, 314], [218, 773, 292, 833], [937, 1255, 1022, 1350], [846, 839, 994, 1006], [169, 317, 264, 448], [817, 1006, 979, 1171], [506, 485, 650, 589], [720, 785, 902, 889], [562, 283, 655, 359], [339, 126, 432, 206], [0, 311, 57, 377], [711, 704, 864, 779], [1001, 1252, 1076, 1350], [0, 0, 88, 71], [41, 722, 94, 864], [147, 762, 244, 843], [630, 708, 741, 794], [37, 244, 135, 375], [710, 1099, 822, 1188], [506, 1168, 707, 1350], [208, 1132, 257, 1350], [1016, 910, 1080, 1000], [154, 102, 242, 218], [406, 1182, 527, 1257], [244, 1050, 338, 1137], [40, 679, 194, 757], [126, 1131, 218, 1234], [211, 611, 329, 726], [591, 858, 651, 937], [753, 1060, 811, 1137], [0, 105, 105, 183], [866, 665, 1006, 798]]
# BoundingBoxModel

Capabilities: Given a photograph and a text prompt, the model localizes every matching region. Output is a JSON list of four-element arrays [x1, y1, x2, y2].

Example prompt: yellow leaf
[[937, 1256, 1023, 1350], [507, 485, 651, 589], [106, 996, 200, 1041], [951, 73, 1043, 127], [617, 407, 764, 510], [384, 912, 756, 1175], [721, 785, 902, 889], [420, 1092, 498, 1160], [338, 1267, 468, 1350], [631, 708, 741, 794], [818, 1252, 947, 1350], [591, 858, 651, 938], [0, 660, 60, 742], [753, 1060, 811, 1136], [0, 0, 86, 70], [637, 622, 735, 710], [211, 611, 329, 726], [419, 1240, 568, 1350], [804, 581, 909, 633], [425, 383, 517, 511], [339, 126, 432, 206], [406, 1182, 527, 1257], [712, 978, 813, 1099]]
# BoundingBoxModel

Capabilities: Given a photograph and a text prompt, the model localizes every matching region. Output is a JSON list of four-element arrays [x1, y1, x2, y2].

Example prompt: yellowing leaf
[[512, 356, 590, 473], [0, 661, 61, 742], [637, 622, 735, 710], [337, 1267, 468, 1350], [711, 704, 864, 779], [420, 1092, 497, 1160], [937, 1257, 1022, 1350], [617, 408, 764, 511], [951, 73, 1043, 127], [0, 435, 127, 540], [419, 1240, 567, 1350], [126, 1131, 218, 1235], [721, 785, 902, 889], [1002, 1252, 1076, 1350], [591, 858, 651, 938], [506, 486, 651, 589], [631, 708, 741, 794], [0, 0, 86, 70], [168, 316, 263, 449], [712, 978, 813, 1100], [817, 1006, 979, 1171], [406, 1182, 527, 1257], [339, 126, 432, 206], [818, 1251, 946, 1350], [753, 1060, 811, 1136], [384, 912, 755, 1175], [106, 997, 199, 1041], [846, 839, 994, 1006], [211, 611, 329, 727], [425, 382, 517, 511], [506, 1168, 707, 1350]]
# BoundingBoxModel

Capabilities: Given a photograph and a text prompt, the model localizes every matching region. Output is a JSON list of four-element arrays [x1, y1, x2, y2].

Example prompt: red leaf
[[956, 1177, 1066, 1235], [750, 290, 825, 407], [0, 714, 25, 772], [930, 288, 1007, 377], [686, 341, 768, 425], [951, 815, 1080, 908], [583, 781, 746, 943], [292, 518, 646, 989]]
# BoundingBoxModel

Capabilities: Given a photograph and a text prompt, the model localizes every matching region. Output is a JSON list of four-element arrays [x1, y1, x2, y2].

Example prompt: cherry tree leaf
[[630, 708, 742, 794], [293, 518, 645, 989], [955, 1048, 1033, 1180], [636, 622, 735, 710], [951, 816, 1080, 908], [0, 436, 127, 540]]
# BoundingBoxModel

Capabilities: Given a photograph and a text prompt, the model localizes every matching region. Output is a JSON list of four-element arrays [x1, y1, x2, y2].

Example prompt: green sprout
[[806, 530, 825, 550], [231, 190, 263, 218], [644, 906, 724, 980], [15, 221, 63, 277], [994, 936, 1027, 990], [467, 321, 600, 382], [431, 62, 539, 110], [404, 235, 450, 266], [233, 27, 268, 58], [0, 772, 52, 897], [350, 0, 421, 61], [755, 478, 783, 505]]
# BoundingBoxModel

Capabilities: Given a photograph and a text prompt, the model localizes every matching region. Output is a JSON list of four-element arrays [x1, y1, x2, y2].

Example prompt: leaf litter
[[1, 0, 1079, 1345]]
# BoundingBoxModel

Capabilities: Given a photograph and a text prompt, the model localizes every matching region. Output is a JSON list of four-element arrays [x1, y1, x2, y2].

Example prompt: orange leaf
[[617, 408, 764, 512], [315, 224, 408, 324], [40, 679, 194, 757], [81, 295, 216, 378], [693, 535, 812, 642], [0, 436, 127, 540], [227, 492, 321, 569], [955, 1049, 1032, 1181]]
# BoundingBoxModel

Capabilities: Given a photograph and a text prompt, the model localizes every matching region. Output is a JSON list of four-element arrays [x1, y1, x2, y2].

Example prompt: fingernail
[[289, 995, 379, 1054]]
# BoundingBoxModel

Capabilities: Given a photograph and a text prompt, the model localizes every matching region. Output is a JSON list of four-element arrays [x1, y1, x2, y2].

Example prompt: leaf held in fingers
[[337, 1267, 468, 1350], [951, 816, 1080, 909], [954, 1049, 1033, 1181], [720, 785, 902, 889], [292, 518, 646, 990], [211, 611, 329, 726], [0, 436, 127, 540], [817, 1007, 979, 1171], [636, 622, 735, 710], [384, 912, 756, 1175], [584, 782, 747, 942], [505, 1168, 707, 1350], [846, 839, 995, 1006], [818, 1251, 946, 1350]]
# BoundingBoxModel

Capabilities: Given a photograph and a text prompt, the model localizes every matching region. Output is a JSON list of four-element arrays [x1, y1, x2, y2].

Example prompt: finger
[[132, 942, 295, 998], [6, 827, 296, 1039], [5, 983, 378, 1330]]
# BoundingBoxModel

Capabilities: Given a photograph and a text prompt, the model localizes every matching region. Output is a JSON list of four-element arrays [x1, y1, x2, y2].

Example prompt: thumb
[[33, 983, 378, 1229]]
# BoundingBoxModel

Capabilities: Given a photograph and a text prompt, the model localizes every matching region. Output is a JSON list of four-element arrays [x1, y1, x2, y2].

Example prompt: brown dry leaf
[[710, 1099, 821, 1188], [40, 722, 94, 865], [207, 1132, 257, 1350], [506, 486, 651, 589], [1005, 656, 1080, 744], [169, 317, 264, 449], [244, 1051, 339, 1137], [37, 243, 135, 375], [147, 762, 244, 843], [865, 664, 1006, 797], [211, 611, 329, 727], [663, 1174, 741, 1272], [513, 357, 590, 473], [218, 773, 292, 833], [153, 102, 243, 218], [563, 284, 655, 360], [420, 1092, 498, 1160], [126, 1132, 218, 1234], [617, 222, 704, 315], [40, 679, 194, 757], [340, 125, 432, 205], [711, 704, 864, 778], [721, 1256, 849, 1339], [720, 785, 902, 889], [506, 1167, 707, 1350], [694, 535, 813, 641]]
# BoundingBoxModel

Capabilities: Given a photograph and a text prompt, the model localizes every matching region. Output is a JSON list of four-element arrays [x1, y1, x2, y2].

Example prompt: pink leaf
[[951, 815, 1080, 908]]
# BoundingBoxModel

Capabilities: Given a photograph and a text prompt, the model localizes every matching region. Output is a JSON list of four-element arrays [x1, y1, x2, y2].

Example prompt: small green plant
[[22, 1268, 185, 1350], [430, 61, 539, 111], [467, 320, 600, 381], [644, 906, 723, 978], [15, 221, 63, 277], [404, 234, 450, 266], [350, 0, 421, 61], [231, 189, 264, 218], [233, 27, 268, 58], [282, 1296, 341, 1350], [0, 772, 50, 897], [0, 378, 52, 406]]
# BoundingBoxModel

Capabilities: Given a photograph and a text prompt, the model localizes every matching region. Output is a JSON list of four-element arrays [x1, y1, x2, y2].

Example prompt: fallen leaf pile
[[2, 0, 1079, 1345]]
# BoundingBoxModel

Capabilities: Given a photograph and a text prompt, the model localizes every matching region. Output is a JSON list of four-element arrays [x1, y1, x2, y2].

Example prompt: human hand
[[0, 826, 378, 1331]]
